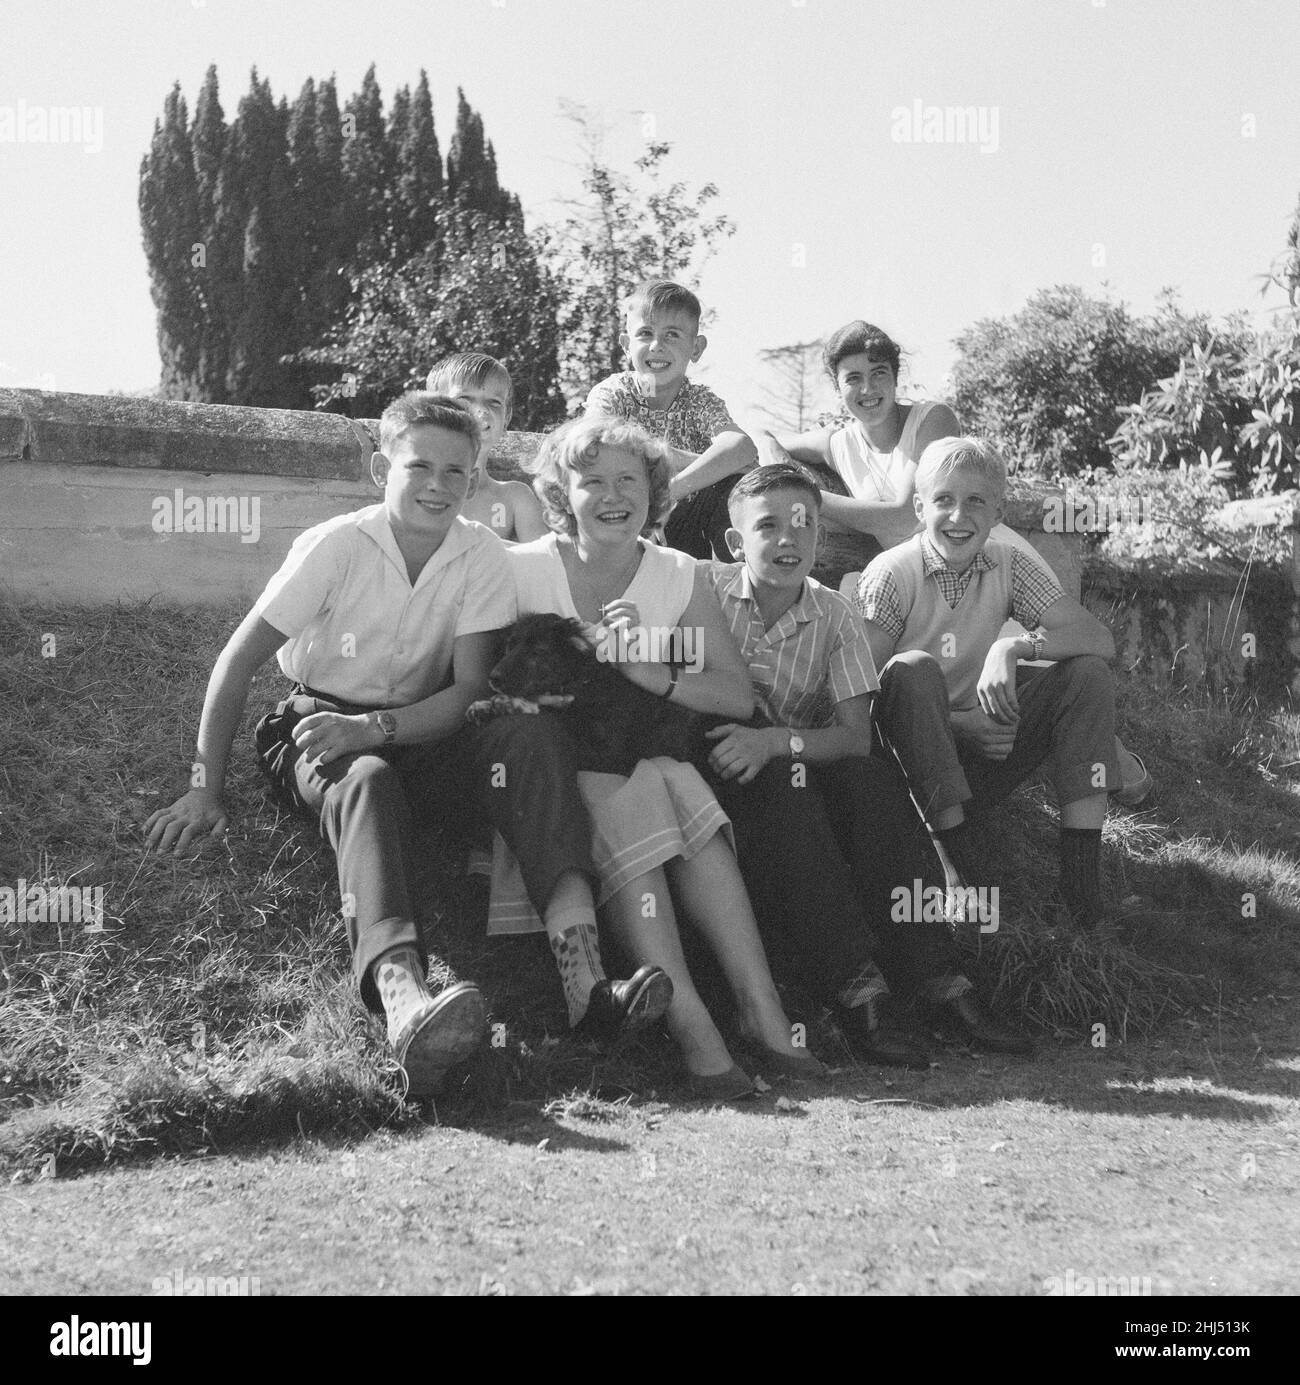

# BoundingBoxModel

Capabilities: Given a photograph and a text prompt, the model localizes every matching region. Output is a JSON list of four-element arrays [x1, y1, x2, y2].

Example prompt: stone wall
[[1084, 554, 1300, 697]]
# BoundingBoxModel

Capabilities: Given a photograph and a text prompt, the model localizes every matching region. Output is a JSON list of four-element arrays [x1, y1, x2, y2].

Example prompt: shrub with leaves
[[296, 204, 566, 429], [1108, 310, 1300, 496], [949, 287, 1237, 477], [1067, 464, 1292, 568]]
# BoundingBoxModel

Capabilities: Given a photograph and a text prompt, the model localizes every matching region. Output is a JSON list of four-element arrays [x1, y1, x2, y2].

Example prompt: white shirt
[[253, 505, 516, 706], [507, 533, 697, 633], [826, 399, 937, 550]]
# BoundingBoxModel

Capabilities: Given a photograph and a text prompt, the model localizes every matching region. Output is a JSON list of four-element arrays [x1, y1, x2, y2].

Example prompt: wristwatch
[[788, 732, 805, 759], [375, 710, 397, 745], [1024, 631, 1047, 662]]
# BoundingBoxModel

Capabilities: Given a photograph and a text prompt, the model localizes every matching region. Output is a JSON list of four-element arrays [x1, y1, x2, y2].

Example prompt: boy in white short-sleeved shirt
[[146, 393, 669, 1098]]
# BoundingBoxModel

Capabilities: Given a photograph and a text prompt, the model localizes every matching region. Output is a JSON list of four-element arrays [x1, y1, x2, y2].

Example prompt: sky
[[2, 0, 1298, 432]]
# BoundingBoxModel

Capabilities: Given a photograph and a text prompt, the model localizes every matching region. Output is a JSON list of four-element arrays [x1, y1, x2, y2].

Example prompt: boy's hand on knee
[[705, 723, 779, 784], [977, 639, 1023, 723], [292, 711, 380, 765], [144, 790, 229, 855], [951, 707, 1018, 761]]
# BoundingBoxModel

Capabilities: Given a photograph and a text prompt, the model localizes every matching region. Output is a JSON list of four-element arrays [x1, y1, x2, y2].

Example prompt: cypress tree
[[222, 69, 294, 405], [394, 69, 442, 256], [284, 78, 324, 406], [138, 84, 203, 398], [312, 76, 351, 327], [341, 64, 392, 261], [141, 65, 554, 413], [446, 88, 504, 217], [190, 65, 229, 399]]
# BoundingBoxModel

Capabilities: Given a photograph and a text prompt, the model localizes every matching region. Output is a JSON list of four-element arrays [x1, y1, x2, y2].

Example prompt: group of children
[[145, 279, 1132, 1101]]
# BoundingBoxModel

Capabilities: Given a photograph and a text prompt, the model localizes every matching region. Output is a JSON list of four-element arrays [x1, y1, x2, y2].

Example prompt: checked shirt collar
[[920, 535, 997, 610]]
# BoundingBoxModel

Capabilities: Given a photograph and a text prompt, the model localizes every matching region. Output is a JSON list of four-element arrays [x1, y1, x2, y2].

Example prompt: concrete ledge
[[0, 387, 546, 482], [0, 388, 1080, 608], [1, 462, 372, 606]]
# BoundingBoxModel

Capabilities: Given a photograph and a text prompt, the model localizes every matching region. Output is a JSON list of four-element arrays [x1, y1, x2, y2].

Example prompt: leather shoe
[[836, 1000, 931, 1069], [686, 1063, 757, 1102], [933, 992, 1033, 1055], [392, 982, 487, 1099], [572, 965, 673, 1045], [735, 1037, 829, 1082]]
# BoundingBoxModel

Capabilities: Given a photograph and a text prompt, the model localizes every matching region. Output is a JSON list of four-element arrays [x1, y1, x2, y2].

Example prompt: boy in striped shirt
[[699, 462, 1031, 1056]]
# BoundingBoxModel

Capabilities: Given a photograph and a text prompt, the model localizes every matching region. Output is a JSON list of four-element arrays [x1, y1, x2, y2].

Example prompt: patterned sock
[[925, 971, 974, 1004], [545, 907, 607, 1026], [837, 960, 890, 1013], [1059, 827, 1105, 930], [373, 947, 432, 1045]]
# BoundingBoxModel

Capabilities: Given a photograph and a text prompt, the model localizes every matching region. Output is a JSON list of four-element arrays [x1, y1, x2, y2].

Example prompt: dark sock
[[934, 820, 982, 888], [1059, 827, 1105, 929]]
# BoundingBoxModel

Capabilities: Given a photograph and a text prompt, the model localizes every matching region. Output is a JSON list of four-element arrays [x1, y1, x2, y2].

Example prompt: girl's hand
[[144, 789, 229, 856], [594, 601, 642, 678], [292, 711, 381, 765], [976, 638, 1023, 724], [599, 599, 641, 635], [705, 724, 780, 784]]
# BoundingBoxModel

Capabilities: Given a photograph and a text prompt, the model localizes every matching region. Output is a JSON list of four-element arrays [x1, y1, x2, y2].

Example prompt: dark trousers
[[255, 692, 597, 1012], [663, 475, 736, 560], [703, 743, 954, 1004], [875, 650, 1120, 818]]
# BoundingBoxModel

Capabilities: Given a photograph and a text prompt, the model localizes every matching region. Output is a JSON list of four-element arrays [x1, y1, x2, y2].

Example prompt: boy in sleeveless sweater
[[855, 437, 1120, 934]]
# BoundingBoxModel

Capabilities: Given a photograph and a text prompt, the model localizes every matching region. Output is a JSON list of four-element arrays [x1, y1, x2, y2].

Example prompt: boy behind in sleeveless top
[[426, 352, 548, 544]]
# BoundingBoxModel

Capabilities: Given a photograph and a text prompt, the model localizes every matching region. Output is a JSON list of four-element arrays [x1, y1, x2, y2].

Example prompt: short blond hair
[[528, 416, 673, 538], [915, 436, 1007, 501]]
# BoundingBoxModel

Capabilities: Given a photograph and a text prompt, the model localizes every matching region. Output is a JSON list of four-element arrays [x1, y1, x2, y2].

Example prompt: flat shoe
[[736, 1037, 829, 1082], [392, 981, 487, 1099], [835, 1004, 932, 1070], [686, 1063, 757, 1102], [572, 965, 674, 1046], [932, 993, 1033, 1056]]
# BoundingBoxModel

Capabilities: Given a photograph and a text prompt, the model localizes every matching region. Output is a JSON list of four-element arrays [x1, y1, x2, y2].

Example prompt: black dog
[[467, 613, 720, 772]]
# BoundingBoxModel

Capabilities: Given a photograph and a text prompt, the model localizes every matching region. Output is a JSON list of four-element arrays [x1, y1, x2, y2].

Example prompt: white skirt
[[486, 757, 734, 935]]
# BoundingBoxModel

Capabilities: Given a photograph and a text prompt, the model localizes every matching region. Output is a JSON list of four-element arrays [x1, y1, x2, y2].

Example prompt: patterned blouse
[[585, 372, 740, 456]]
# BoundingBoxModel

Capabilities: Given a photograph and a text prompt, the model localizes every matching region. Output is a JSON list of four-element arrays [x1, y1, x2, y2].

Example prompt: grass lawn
[[1, 599, 1297, 1295]]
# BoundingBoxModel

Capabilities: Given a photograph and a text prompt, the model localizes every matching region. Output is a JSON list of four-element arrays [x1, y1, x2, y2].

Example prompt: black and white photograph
[[1, 0, 1297, 1329]]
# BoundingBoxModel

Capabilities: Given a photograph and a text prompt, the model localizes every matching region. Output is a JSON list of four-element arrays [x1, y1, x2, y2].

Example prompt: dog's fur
[[467, 613, 718, 771]]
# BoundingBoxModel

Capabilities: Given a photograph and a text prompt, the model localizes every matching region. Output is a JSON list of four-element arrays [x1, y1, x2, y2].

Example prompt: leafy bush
[[1108, 308, 1300, 495], [296, 204, 566, 429], [948, 287, 1248, 477], [1067, 464, 1293, 568]]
